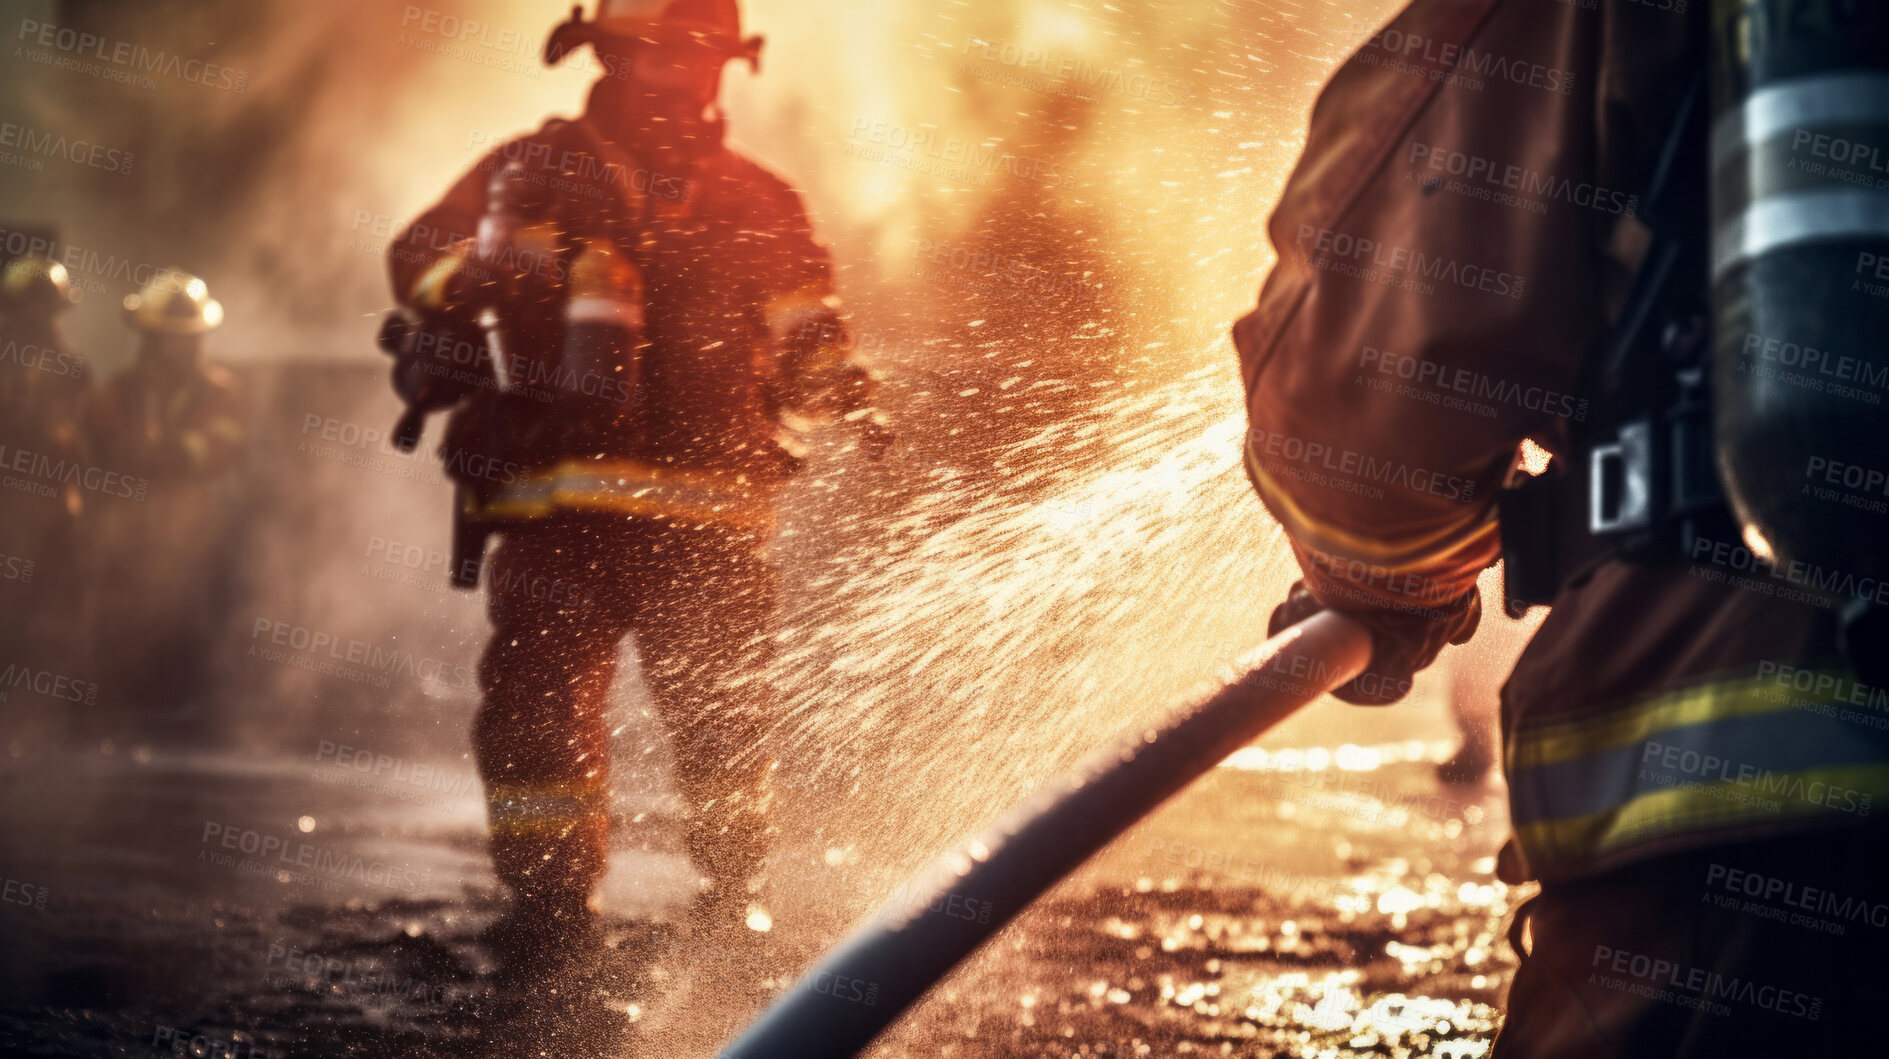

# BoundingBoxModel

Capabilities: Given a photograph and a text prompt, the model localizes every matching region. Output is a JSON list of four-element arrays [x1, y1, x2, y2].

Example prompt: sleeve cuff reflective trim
[[1244, 430, 1498, 575], [565, 296, 645, 329], [408, 251, 469, 312]]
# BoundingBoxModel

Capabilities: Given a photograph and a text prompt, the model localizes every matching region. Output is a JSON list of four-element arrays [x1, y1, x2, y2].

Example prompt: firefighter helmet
[[1, 255, 80, 313], [122, 269, 224, 335], [545, 0, 763, 71]]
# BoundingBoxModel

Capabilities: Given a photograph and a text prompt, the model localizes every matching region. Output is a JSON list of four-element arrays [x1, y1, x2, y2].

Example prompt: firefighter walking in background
[[0, 256, 91, 749], [384, 0, 885, 977], [1237, 1, 1889, 1054], [88, 270, 246, 478], [85, 269, 247, 736]]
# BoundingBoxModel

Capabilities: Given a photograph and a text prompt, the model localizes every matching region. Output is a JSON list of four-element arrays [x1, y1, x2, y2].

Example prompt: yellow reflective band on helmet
[[1242, 432, 1498, 574], [470, 458, 775, 531]]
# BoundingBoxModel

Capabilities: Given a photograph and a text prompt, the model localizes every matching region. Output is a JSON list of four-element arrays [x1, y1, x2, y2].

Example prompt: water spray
[[718, 609, 1373, 1058]]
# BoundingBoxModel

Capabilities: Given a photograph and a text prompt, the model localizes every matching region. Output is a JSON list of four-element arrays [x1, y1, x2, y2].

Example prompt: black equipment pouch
[[1499, 73, 1739, 616]]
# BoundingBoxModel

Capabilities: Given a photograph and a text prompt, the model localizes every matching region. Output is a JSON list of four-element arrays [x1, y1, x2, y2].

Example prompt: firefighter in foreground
[[1238, 1, 1888, 1054], [384, 0, 884, 975]]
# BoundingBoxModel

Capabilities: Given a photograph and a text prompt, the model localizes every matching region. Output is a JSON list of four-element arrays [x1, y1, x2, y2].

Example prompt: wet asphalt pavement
[[0, 731, 1520, 1059]]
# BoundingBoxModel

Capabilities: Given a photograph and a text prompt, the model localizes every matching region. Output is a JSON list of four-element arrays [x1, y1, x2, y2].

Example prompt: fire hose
[[718, 609, 1374, 1058]]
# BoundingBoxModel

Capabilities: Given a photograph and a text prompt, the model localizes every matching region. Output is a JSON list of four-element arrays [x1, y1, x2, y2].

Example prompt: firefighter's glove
[[382, 311, 491, 412], [1266, 580, 1481, 706]]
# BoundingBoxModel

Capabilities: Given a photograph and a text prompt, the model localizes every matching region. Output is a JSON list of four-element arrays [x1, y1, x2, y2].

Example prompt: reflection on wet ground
[[872, 747, 1517, 1058], [0, 744, 1519, 1058]]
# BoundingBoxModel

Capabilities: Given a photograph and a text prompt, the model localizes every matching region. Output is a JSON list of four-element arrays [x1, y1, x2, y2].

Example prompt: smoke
[[3, 0, 1420, 929]]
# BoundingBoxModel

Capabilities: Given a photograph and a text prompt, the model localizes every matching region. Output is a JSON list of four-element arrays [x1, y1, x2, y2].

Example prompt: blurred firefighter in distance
[[84, 269, 247, 734], [0, 257, 89, 466], [0, 256, 92, 744], [88, 270, 246, 478], [382, 0, 888, 977]]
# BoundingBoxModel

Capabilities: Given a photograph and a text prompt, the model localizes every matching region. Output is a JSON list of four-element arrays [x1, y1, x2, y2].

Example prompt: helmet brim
[[545, 12, 761, 71], [122, 294, 223, 335]]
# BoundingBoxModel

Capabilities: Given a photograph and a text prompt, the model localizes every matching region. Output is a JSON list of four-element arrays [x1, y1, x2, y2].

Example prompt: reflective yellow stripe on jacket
[[1507, 669, 1889, 879], [469, 457, 775, 532], [485, 780, 608, 838], [1242, 431, 1498, 578]]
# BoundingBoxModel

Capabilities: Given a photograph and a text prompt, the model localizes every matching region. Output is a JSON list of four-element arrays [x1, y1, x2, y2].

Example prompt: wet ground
[[0, 728, 1520, 1059]]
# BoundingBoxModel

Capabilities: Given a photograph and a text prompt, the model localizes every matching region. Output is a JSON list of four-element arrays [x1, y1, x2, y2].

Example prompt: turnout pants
[[474, 517, 778, 913], [1492, 825, 1889, 1057]]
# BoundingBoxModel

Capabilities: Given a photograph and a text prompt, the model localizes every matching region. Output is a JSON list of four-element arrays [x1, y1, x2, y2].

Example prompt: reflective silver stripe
[[566, 295, 644, 328], [1709, 71, 1889, 175], [1712, 187, 1889, 281], [1509, 704, 1889, 827]]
